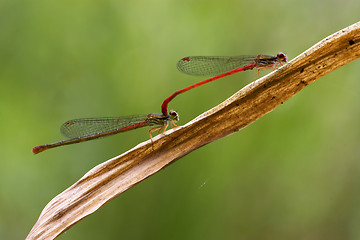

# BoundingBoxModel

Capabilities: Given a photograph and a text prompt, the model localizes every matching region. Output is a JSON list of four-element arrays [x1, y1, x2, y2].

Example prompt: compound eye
[[169, 111, 179, 121], [277, 52, 287, 62]]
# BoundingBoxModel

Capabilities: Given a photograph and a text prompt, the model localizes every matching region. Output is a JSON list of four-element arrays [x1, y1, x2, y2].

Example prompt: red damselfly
[[32, 111, 179, 154], [161, 53, 287, 115]]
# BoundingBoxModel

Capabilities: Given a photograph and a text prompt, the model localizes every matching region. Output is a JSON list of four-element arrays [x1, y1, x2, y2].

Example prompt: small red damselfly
[[161, 53, 287, 115], [32, 111, 179, 154]]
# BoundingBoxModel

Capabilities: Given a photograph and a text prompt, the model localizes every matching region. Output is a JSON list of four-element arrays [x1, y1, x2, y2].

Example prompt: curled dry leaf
[[27, 21, 360, 240]]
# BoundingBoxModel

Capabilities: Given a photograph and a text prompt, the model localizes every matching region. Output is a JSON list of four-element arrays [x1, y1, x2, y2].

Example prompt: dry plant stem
[[27, 22, 360, 240]]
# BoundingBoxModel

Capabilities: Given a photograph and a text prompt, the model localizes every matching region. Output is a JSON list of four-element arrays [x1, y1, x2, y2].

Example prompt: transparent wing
[[177, 56, 256, 76], [60, 115, 148, 138]]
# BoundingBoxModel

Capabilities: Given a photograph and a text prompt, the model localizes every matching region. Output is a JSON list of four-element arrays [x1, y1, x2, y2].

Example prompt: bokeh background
[[1, 1, 360, 239]]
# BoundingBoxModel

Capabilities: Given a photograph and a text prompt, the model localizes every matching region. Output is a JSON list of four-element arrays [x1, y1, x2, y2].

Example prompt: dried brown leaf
[[27, 21, 360, 240]]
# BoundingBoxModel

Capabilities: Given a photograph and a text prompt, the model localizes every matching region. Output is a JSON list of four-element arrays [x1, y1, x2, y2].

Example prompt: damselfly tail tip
[[32, 145, 48, 154]]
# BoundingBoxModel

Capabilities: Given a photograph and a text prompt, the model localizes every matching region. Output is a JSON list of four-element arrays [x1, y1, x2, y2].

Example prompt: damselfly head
[[277, 52, 287, 63], [169, 110, 179, 122]]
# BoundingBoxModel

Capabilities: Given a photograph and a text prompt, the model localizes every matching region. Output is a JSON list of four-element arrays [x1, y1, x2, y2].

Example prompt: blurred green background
[[1, 0, 360, 239]]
